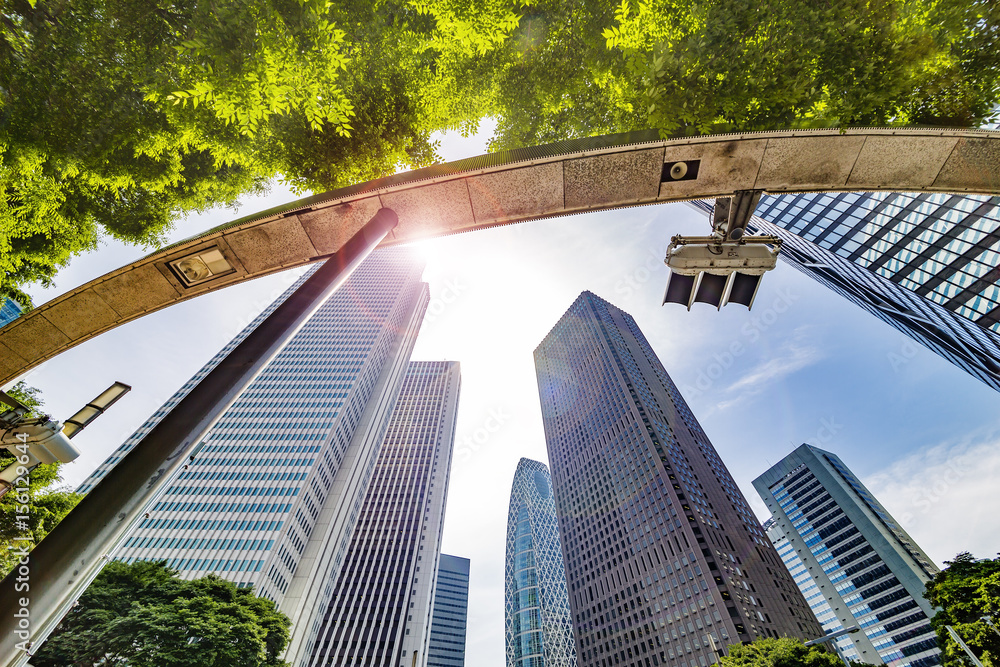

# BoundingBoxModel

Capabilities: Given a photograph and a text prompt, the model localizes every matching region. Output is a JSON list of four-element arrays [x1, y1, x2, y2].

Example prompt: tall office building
[[86, 249, 430, 666], [428, 554, 471, 667], [753, 444, 941, 667], [762, 518, 862, 663], [534, 292, 822, 667], [308, 361, 461, 667], [687, 194, 1000, 391], [505, 458, 578, 667], [0, 297, 22, 328]]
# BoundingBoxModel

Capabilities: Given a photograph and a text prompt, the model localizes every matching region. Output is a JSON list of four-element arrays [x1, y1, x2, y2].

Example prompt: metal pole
[[805, 627, 858, 667], [0, 208, 399, 666], [947, 625, 986, 667], [831, 642, 851, 667], [982, 616, 1000, 641]]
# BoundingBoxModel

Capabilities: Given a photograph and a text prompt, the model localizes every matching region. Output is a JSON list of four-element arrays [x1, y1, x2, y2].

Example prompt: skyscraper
[[687, 193, 1000, 391], [505, 458, 578, 667], [534, 292, 822, 667], [308, 360, 461, 667], [87, 249, 430, 666], [753, 444, 941, 667], [762, 518, 862, 663], [428, 554, 471, 667], [0, 297, 21, 328]]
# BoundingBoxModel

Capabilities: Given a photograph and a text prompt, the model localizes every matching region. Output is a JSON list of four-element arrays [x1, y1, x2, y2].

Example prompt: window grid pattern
[[754, 446, 941, 667], [534, 292, 822, 667], [428, 554, 471, 667], [82, 249, 429, 663], [307, 361, 461, 667], [0, 297, 22, 328], [763, 519, 860, 662], [505, 458, 579, 667], [687, 199, 1000, 392]]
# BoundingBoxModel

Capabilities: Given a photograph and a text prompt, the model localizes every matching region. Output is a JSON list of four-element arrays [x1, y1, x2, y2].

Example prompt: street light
[[0, 382, 131, 497], [804, 626, 861, 667], [947, 625, 986, 667]]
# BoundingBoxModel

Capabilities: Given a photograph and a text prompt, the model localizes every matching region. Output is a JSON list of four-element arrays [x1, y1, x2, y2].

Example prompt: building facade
[[308, 361, 461, 667], [534, 292, 822, 667], [86, 249, 430, 666], [0, 297, 22, 328], [428, 554, 471, 667], [505, 458, 578, 667], [687, 193, 1000, 391], [753, 444, 941, 667], [763, 518, 861, 663]]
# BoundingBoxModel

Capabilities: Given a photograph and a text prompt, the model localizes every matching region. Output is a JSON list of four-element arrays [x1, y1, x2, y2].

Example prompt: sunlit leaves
[[605, 0, 1000, 135], [162, 2, 355, 137], [926, 552, 1000, 667]]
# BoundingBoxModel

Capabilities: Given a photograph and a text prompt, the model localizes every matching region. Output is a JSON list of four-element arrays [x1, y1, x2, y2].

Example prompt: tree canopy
[[1, 0, 997, 303], [925, 552, 1000, 667], [719, 637, 866, 667], [32, 560, 291, 667]]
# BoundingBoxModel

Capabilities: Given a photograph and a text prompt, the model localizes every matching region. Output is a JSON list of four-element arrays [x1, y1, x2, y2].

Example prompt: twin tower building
[[79, 249, 939, 667]]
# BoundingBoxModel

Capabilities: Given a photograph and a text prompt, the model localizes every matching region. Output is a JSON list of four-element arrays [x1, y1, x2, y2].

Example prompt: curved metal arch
[[1, 126, 998, 385]]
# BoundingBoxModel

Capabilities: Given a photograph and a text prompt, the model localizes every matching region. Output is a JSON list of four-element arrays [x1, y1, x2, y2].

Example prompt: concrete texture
[[849, 135, 959, 190], [381, 179, 477, 239], [468, 162, 564, 225], [757, 134, 867, 190], [299, 197, 383, 255], [227, 216, 319, 274], [563, 147, 664, 209]]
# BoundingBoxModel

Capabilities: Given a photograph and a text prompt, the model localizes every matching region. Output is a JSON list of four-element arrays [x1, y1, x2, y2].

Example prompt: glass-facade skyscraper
[[308, 361, 461, 667], [505, 458, 578, 667], [753, 444, 941, 667], [428, 554, 471, 667], [763, 518, 861, 662], [0, 297, 21, 328], [534, 292, 822, 667], [84, 249, 430, 666], [688, 192, 1000, 390]]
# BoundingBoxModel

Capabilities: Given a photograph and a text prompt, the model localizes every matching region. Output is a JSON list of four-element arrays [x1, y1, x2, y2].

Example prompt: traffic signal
[[662, 236, 781, 310]]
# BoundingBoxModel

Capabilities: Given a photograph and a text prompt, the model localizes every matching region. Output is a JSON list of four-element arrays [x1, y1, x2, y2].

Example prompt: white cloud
[[725, 341, 822, 395], [702, 327, 824, 412], [863, 431, 1000, 567]]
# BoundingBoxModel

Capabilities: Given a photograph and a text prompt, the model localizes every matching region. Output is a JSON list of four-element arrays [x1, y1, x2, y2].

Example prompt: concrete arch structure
[[1, 126, 998, 385]]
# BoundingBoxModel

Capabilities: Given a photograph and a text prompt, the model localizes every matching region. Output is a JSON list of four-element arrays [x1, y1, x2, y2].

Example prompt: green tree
[[3, 0, 998, 302], [606, 0, 1000, 136], [489, 0, 1000, 148], [0, 0, 513, 303], [719, 637, 861, 667], [32, 560, 291, 667], [926, 552, 1000, 667], [0, 382, 81, 578]]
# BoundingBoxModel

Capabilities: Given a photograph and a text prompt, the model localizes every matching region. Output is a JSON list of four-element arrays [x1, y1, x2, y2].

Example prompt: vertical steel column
[[0, 208, 399, 667]]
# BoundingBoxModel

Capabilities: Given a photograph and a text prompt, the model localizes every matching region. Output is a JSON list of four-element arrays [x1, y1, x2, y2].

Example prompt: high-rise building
[[534, 292, 823, 667], [428, 554, 471, 667], [505, 458, 578, 667], [86, 249, 430, 666], [753, 444, 941, 667], [687, 194, 1000, 391], [308, 361, 461, 667], [0, 297, 22, 328], [762, 518, 861, 663]]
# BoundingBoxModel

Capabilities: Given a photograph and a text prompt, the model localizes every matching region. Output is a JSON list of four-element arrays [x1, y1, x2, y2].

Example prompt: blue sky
[[13, 125, 1000, 666]]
